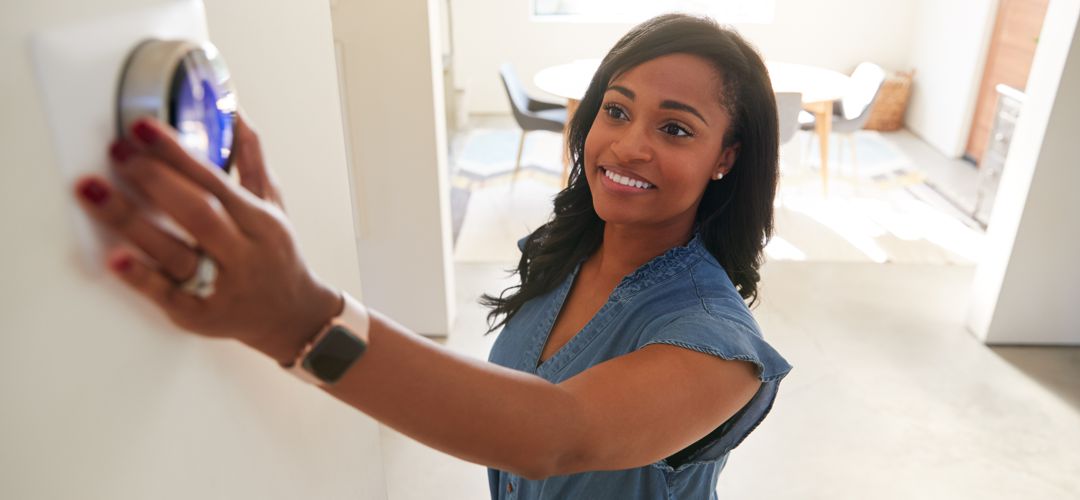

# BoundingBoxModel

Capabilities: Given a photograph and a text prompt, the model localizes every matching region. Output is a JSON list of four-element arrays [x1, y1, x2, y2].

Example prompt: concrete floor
[[379, 260, 1080, 499], [720, 262, 1080, 499]]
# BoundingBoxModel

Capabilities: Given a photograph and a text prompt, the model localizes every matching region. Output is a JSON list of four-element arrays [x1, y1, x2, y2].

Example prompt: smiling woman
[[479, 14, 790, 499], [74, 12, 790, 500], [485, 14, 782, 326]]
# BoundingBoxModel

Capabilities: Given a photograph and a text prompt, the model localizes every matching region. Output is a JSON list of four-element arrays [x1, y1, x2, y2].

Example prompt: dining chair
[[774, 92, 803, 206], [776, 92, 803, 146], [799, 62, 887, 177], [498, 63, 567, 181]]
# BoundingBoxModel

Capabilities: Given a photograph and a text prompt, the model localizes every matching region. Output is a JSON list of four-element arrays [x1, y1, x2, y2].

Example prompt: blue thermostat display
[[118, 39, 237, 171]]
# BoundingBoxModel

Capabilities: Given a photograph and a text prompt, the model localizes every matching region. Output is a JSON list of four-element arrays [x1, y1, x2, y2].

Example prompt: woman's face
[[584, 53, 737, 234]]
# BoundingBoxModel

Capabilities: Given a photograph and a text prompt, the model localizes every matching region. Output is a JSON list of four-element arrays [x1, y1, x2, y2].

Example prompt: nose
[[609, 123, 653, 164]]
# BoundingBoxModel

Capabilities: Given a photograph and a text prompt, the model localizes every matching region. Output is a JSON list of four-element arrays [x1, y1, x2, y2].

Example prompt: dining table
[[533, 59, 851, 194]]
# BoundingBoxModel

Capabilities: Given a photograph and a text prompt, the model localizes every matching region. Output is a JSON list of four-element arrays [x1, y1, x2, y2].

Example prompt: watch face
[[302, 326, 367, 384]]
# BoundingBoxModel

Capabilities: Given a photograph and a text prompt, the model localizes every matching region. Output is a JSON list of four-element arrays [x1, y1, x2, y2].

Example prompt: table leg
[[562, 99, 579, 189], [806, 100, 833, 196]]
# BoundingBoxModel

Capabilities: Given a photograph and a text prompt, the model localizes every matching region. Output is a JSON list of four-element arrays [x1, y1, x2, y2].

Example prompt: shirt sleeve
[[640, 310, 793, 468]]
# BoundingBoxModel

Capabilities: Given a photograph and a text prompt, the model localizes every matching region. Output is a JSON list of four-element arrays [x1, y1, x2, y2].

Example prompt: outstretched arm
[[74, 117, 761, 480], [328, 312, 760, 478]]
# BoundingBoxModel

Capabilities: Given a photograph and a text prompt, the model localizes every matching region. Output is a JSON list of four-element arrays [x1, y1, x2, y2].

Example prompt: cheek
[[583, 134, 596, 166], [583, 121, 606, 166], [669, 149, 720, 197]]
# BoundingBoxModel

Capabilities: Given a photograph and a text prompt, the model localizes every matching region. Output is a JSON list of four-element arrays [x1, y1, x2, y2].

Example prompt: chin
[[591, 196, 649, 226]]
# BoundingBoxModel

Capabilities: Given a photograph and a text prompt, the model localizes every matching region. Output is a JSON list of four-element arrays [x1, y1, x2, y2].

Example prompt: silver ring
[[180, 253, 218, 299]]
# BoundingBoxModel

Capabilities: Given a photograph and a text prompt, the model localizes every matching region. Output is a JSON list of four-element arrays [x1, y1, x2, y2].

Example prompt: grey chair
[[775, 92, 804, 178], [799, 62, 887, 174], [499, 63, 567, 180], [774, 92, 804, 205], [775, 92, 803, 146]]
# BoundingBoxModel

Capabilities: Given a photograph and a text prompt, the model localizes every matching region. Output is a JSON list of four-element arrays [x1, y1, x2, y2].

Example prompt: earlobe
[[713, 143, 739, 180]]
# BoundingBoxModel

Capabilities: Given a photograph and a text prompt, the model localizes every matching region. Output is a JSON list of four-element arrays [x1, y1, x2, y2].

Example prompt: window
[[533, 0, 775, 24]]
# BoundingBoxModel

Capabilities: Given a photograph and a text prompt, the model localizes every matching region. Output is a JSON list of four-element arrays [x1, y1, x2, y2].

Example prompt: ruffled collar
[[601, 231, 707, 300]]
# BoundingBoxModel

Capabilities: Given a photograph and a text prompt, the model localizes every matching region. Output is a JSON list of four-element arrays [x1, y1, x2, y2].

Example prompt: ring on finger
[[180, 252, 218, 299]]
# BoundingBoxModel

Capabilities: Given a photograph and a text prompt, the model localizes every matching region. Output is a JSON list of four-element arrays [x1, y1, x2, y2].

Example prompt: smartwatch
[[282, 293, 369, 386]]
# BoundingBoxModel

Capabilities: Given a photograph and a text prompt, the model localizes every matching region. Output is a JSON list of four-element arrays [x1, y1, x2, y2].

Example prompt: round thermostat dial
[[117, 39, 237, 171]]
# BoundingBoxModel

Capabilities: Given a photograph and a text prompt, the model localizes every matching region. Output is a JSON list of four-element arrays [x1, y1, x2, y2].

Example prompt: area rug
[[453, 127, 564, 182]]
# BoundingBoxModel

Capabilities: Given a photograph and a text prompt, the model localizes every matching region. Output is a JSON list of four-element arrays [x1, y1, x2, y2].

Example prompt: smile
[[600, 167, 654, 190]]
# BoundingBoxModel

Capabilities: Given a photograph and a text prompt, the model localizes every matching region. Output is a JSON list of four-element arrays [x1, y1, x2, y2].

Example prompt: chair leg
[[513, 130, 526, 181]]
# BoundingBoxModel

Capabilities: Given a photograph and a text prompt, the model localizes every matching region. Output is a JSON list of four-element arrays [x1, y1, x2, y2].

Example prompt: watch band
[[282, 292, 370, 386]]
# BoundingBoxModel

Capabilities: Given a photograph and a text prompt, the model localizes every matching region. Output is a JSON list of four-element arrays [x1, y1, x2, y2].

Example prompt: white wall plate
[[31, 0, 209, 272]]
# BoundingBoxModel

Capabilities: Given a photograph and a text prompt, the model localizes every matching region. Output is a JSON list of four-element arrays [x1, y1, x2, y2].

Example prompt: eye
[[660, 122, 693, 138], [601, 102, 629, 121]]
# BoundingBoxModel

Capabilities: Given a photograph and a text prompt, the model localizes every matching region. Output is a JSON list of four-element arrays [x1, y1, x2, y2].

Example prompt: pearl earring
[[714, 172, 724, 181]]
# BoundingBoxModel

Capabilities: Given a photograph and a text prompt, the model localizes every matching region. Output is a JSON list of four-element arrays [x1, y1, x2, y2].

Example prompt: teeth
[[604, 168, 652, 189]]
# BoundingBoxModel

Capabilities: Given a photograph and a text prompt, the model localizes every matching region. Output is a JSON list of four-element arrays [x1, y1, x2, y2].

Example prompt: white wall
[[449, 0, 917, 114], [331, 0, 456, 336], [0, 1, 387, 498], [967, 0, 1080, 345], [906, 0, 999, 157]]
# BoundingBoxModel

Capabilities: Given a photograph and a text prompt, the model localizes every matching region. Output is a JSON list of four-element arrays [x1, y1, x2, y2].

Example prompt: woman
[[73, 13, 791, 500]]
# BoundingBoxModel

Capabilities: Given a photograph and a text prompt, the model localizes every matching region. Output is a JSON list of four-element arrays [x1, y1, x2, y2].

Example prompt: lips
[[599, 166, 655, 190]]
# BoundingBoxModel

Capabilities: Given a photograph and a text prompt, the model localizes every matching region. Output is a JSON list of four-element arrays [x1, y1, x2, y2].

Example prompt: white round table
[[534, 59, 600, 103], [534, 59, 851, 193], [767, 61, 850, 194], [533, 59, 600, 184]]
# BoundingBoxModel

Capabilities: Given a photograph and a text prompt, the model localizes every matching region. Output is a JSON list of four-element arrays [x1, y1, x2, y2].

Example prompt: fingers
[[124, 118, 268, 233], [106, 246, 202, 317], [75, 176, 200, 282], [109, 141, 242, 261]]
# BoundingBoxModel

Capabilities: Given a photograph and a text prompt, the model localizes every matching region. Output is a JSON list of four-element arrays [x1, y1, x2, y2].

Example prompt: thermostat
[[117, 39, 237, 170]]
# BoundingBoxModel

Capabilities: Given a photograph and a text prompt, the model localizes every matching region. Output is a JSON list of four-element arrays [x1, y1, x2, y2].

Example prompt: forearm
[[316, 309, 580, 480]]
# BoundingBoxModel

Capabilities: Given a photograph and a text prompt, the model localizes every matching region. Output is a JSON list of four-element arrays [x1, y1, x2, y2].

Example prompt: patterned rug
[[453, 128, 564, 182]]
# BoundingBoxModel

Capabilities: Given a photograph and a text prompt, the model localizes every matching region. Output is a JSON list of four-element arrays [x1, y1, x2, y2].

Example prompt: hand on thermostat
[[74, 116, 340, 365]]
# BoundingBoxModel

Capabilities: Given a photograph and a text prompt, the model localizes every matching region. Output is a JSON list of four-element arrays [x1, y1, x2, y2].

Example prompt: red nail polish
[[78, 179, 109, 205], [109, 140, 134, 162], [133, 121, 158, 145], [110, 254, 133, 273]]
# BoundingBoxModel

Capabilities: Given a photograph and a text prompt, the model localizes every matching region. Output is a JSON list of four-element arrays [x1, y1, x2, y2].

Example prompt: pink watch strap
[[282, 292, 370, 386]]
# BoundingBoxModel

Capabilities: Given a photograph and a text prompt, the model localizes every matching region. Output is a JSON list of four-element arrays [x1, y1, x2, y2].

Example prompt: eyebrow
[[606, 85, 710, 126]]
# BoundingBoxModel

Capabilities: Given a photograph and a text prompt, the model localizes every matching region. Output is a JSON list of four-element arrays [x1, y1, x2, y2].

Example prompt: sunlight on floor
[[763, 236, 807, 261]]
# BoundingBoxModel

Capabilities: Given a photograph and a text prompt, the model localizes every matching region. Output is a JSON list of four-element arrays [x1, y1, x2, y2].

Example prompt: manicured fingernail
[[133, 120, 158, 145], [109, 140, 134, 163], [78, 179, 109, 206], [109, 253, 133, 273]]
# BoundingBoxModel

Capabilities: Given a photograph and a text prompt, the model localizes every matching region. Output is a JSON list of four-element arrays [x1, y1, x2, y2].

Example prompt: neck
[[588, 219, 696, 281]]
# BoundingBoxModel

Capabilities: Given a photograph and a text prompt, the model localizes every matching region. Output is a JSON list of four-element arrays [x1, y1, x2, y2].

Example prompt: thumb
[[231, 112, 284, 208]]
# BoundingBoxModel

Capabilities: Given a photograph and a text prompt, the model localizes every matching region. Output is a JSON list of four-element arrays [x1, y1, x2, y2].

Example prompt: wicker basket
[[865, 70, 914, 131]]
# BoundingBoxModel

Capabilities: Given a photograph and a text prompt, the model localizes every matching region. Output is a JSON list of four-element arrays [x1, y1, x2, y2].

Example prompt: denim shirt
[[486, 233, 792, 500]]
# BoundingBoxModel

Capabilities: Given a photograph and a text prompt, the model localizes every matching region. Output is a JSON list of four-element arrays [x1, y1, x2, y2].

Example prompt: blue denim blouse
[[486, 233, 792, 499]]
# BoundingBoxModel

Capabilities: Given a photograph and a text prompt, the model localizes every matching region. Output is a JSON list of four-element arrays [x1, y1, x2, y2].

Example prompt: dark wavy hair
[[481, 14, 779, 332]]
